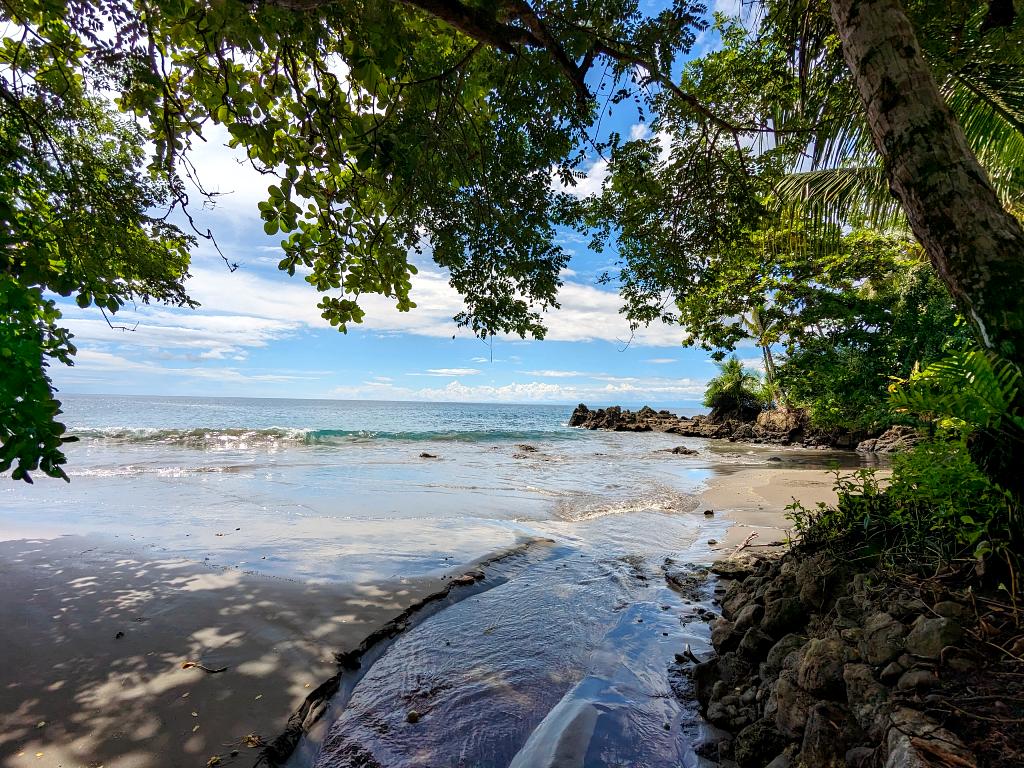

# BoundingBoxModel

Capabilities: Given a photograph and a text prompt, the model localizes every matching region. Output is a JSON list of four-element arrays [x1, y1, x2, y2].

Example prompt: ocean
[[1, 394, 797, 767], [1, 395, 722, 583]]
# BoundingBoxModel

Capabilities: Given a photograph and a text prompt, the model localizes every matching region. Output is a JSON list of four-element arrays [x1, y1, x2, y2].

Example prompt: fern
[[889, 349, 1024, 438]]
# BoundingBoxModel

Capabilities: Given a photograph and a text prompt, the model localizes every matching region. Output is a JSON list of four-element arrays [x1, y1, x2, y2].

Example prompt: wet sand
[[0, 535, 456, 768], [699, 466, 889, 555]]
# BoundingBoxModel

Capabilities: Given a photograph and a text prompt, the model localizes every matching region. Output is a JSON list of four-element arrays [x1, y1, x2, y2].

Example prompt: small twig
[[732, 532, 759, 556], [181, 661, 228, 674]]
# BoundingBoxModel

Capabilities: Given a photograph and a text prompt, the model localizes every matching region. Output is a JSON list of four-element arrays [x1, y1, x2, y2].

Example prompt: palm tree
[[703, 357, 768, 422]]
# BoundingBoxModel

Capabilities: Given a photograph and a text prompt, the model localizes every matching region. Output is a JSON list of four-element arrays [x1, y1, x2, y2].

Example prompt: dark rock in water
[[767, 456, 783, 462], [733, 719, 788, 768], [406, 710, 421, 724], [904, 617, 961, 659], [515, 444, 538, 452], [669, 445, 698, 455], [419, 452, 438, 459], [856, 425, 922, 454], [704, 509, 715, 516], [511, 453, 528, 459]]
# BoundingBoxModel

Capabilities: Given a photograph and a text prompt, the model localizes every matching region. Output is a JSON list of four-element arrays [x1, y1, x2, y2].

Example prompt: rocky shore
[[568, 404, 922, 453], [684, 549, 1022, 768]]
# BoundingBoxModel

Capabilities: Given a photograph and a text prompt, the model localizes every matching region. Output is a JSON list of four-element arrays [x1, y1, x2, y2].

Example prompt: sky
[[51, 3, 754, 408]]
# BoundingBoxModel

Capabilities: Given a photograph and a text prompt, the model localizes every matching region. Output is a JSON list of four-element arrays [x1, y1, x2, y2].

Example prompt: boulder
[[801, 702, 851, 768], [904, 617, 961, 659], [762, 597, 806, 637], [771, 671, 816, 738], [797, 638, 849, 698], [762, 634, 807, 678], [859, 613, 907, 666], [884, 708, 976, 768], [733, 719, 788, 768], [844, 663, 892, 741], [856, 426, 922, 454]]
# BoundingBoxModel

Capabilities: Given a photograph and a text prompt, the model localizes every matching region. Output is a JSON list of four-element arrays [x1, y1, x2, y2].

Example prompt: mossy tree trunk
[[830, 0, 1024, 365]]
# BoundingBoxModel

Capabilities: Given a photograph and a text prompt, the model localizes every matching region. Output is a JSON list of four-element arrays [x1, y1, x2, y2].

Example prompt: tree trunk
[[830, 0, 1024, 365]]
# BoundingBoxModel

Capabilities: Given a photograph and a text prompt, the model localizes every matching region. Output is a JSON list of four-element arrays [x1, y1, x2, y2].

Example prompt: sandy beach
[[0, 462, 871, 768], [0, 535, 460, 768]]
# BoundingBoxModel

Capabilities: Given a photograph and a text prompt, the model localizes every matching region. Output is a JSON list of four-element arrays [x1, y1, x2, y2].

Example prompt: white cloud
[[521, 369, 588, 378], [326, 375, 706, 405], [645, 358, 677, 364], [410, 368, 482, 377]]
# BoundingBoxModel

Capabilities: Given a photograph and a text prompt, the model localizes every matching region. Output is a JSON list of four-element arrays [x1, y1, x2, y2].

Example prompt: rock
[[797, 638, 849, 698], [772, 671, 816, 738], [734, 603, 764, 632], [694, 658, 719, 706], [704, 509, 715, 516], [406, 710, 421, 723], [762, 597, 805, 637], [712, 619, 741, 653], [859, 613, 906, 666], [754, 408, 806, 442], [856, 425, 922, 454], [884, 708, 977, 768], [670, 445, 698, 455], [846, 746, 876, 768], [896, 669, 938, 692], [712, 557, 759, 580], [879, 661, 904, 684], [733, 719, 788, 768], [844, 663, 892, 741], [767, 456, 783, 462], [717, 652, 754, 688], [904, 617, 961, 659], [762, 634, 807, 678], [801, 702, 851, 767], [515, 443, 538, 452], [739, 627, 775, 658], [419, 452, 438, 458], [765, 751, 794, 768]]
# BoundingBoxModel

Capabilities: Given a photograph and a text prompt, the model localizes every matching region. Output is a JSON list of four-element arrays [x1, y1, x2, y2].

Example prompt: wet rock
[[797, 638, 849, 698], [859, 613, 906, 666], [515, 444, 538, 452], [670, 445, 698, 455], [846, 745, 876, 768], [734, 719, 788, 768], [762, 597, 805, 638], [712, 557, 759, 580], [419, 452, 438, 459], [406, 710, 421, 723], [905, 617, 961, 659]]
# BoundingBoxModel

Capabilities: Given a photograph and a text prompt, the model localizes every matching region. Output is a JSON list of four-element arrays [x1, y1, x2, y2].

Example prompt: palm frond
[[772, 166, 907, 232]]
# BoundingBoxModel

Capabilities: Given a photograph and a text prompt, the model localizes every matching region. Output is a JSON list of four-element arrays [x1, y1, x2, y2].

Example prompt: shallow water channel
[[295, 511, 727, 768]]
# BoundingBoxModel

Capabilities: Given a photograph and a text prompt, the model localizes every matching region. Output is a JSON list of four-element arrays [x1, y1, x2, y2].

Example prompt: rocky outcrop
[[856, 425, 923, 454], [568, 403, 873, 450], [686, 551, 991, 768]]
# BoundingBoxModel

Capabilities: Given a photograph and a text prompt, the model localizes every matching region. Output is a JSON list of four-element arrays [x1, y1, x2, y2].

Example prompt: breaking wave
[[71, 426, 579, 448]]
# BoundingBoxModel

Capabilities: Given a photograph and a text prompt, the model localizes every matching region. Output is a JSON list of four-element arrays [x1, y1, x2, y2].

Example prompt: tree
[[703, 356, 768, 421], [3, 0, 1022, 480], [1, 64, 194, 480]]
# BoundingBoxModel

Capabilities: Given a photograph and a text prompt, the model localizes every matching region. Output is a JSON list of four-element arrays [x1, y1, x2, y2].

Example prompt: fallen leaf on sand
[[181, 692, 190, 698], [36, 721, 45, 728], [181, 661, 228, 674], [243, 734, 263, 748], [207, 758, 221, 767], [254, 694, 262, 701], [193, 725, 200, 733], [191, 711, 199, 717]]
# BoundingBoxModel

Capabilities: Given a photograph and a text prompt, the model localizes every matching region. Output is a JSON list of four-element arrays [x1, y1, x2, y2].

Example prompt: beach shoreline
[[0, 462, 863, 768]]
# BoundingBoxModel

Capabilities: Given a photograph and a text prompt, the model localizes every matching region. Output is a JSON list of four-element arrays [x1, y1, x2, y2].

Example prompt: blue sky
[[52, 4, 754, 408]]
